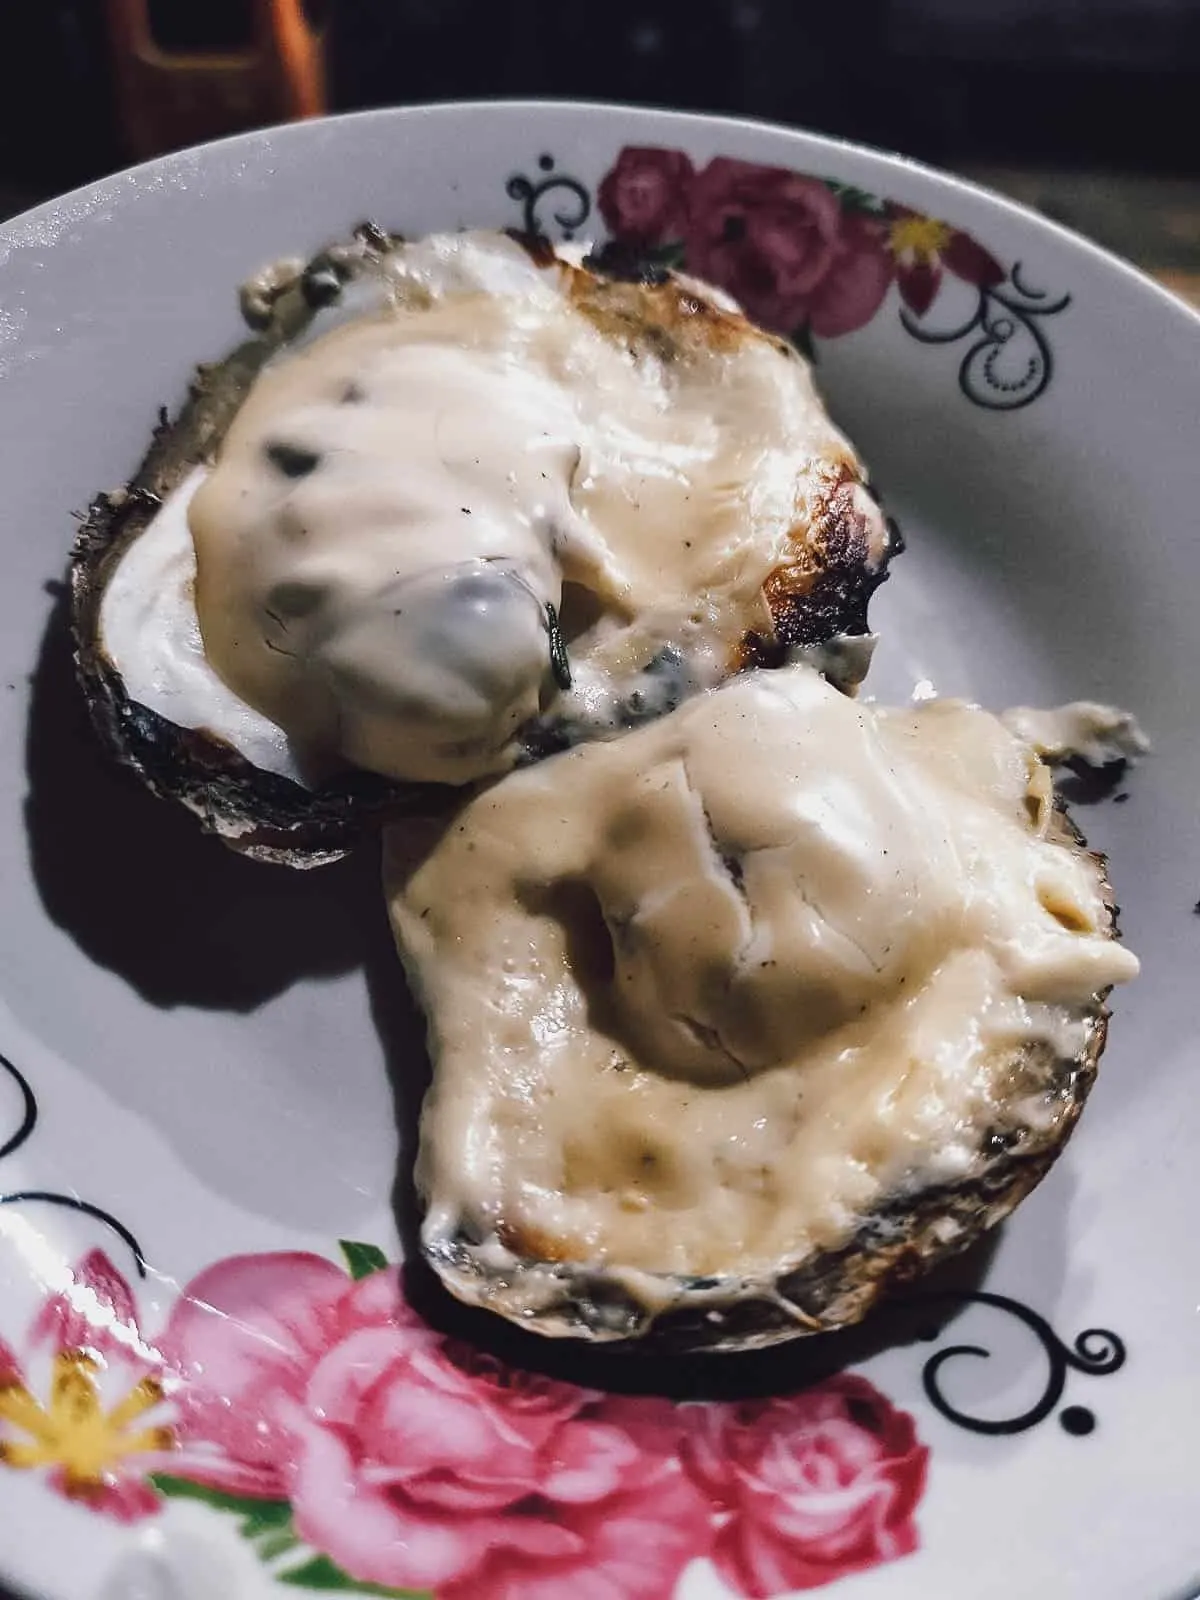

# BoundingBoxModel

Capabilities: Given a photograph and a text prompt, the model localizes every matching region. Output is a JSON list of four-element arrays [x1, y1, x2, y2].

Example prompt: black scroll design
[[899, 263, 1071, 411], [916, 1289, 1124, 1436], [506, 153, 591, 240], [0, 1050, 147, 1276]]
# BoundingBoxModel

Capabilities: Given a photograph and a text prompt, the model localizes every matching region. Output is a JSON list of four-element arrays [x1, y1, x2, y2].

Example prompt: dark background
[[4, 0, 1200, 190], [3, 1, 1199, 295]]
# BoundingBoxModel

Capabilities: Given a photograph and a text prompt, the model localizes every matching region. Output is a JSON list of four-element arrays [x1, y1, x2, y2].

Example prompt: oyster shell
[[71, 227, 899, 865], [385, 666, 1137, 1351]]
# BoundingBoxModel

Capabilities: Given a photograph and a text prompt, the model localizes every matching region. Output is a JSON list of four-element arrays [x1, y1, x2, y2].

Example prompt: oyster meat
[[384, 664, 1138, 1350], [71, 227, 898, 864]]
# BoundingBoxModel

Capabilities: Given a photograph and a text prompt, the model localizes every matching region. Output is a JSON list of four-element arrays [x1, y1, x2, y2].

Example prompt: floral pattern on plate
[[2, 116, 1164, 1600], [520, 145, 1071, 409], [0, 1243, 929, 1598]]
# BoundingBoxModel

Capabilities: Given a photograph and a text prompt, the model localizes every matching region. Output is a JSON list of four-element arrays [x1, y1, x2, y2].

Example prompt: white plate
[[0, 102, 1197, 1600]]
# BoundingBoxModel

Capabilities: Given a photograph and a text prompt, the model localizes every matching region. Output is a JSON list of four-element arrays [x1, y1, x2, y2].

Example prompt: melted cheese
[[98, 469, 304, 781], [1001, 702, 1150, 768], [386, 665, 1138, 1280], [184, 230, 885, 785]]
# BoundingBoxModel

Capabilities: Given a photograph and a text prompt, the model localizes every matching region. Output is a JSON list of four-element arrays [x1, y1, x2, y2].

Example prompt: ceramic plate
[[0, 101, 1197, 1600]]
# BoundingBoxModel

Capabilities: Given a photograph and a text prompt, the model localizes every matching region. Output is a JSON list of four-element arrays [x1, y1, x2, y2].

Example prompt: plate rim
[[2, 96, 1199, 342]]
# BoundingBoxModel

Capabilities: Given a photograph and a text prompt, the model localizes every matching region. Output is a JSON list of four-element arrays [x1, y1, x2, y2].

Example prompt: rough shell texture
[[70, 400, 424, 868], [70, 227, 899, 867], [70, 227, 454, 865], [421, 807, 1119, 1353]]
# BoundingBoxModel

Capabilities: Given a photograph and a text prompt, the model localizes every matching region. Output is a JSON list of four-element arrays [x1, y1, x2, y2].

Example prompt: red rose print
[[595, 146, 1017, 357], [598, 146, 696, 245], [682, 156, 894, 337], [682, 1374, 929, 1597]]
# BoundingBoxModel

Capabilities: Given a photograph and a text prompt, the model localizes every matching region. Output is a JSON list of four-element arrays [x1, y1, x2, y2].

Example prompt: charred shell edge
[[420, 809, 1122, 1352], [69, 224, 440, 866], [69, 224, 899, 866]]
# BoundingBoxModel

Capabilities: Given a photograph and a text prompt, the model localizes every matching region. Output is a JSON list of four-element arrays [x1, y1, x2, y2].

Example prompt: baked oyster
[[71, 226, 898, 866], [384, 664, 1138, 1351]]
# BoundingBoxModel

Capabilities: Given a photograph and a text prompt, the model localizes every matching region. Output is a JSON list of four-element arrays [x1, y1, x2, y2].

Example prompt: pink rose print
[[682, 1375, 929, 1597], [597, 145, 696, 245], [161, 1253, 710, 1599], [682, 157, 894, 337], [886, 204, 1005, 317], [0, 1250, 173, 1522], [160, 1251, 374, 1500], [1, 1240, 929, 1595]]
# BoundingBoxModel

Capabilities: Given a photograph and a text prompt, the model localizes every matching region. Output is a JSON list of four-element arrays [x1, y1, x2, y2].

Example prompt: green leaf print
[[338, 1240, 390, 1280]]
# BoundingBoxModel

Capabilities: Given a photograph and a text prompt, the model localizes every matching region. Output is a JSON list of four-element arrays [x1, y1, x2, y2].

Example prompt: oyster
[[71, 227, 899, 865], [384, 665, 1137, 1351]]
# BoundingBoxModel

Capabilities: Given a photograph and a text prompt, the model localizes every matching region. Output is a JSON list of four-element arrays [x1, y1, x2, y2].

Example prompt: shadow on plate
[[24, 589, 378, 1011], [362, 808, 1077, 1417], [397, 1231, 1002, 1402], [22, 592, 1085, 1423], [396, 1177, 1096, 1446], [365, 929, 1084, 1429]]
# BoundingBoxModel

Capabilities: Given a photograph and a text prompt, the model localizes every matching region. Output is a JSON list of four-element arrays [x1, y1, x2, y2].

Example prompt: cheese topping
[[1001, 701, 1150, 768], [97, 469, 304, 782], [179, 230, 886, 785], [386, 665, 1138, 1280]]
